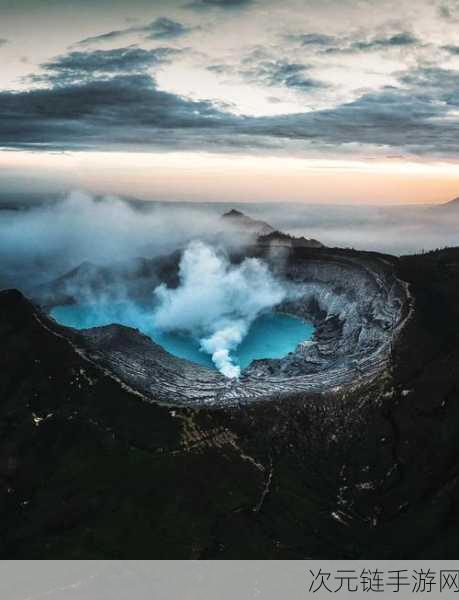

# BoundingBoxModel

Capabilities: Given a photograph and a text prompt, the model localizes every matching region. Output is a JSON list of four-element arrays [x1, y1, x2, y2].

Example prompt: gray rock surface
[[68, 247, 411, 407]]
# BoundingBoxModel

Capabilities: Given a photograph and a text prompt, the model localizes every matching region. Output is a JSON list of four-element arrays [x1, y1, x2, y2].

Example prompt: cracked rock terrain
[[34, 244, 410, 406], [1, 246, 459, 558]]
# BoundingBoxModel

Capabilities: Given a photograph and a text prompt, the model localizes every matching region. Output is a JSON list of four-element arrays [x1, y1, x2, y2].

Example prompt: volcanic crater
[[33, 211, 412, 407]]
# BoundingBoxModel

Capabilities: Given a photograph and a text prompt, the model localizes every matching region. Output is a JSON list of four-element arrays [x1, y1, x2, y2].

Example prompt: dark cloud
[[207, 64, 230, 74], [288, 33, 337, 46], [289, 31, 419, 55], [439, 4, 452, 18], [320, 31, 419, 55], [144, 17, 192, 39], [443, 44, 459, 55], [206, 51, 327, 93], [0, 73, 242, 151], [0, 38, 9, 47], [241, 59, 326, 92], [32, 47, 178, 84], [78, 30, 127, 46], [438, 2, 459, 20], [350, 32, 419, 51], [186, 0, 254, 9], [0, 46, 235, 151], [398, 67, 459, 107], [0, 53, 457, 159], [245, 67, 459, 156], [78, 17, 192, 46]]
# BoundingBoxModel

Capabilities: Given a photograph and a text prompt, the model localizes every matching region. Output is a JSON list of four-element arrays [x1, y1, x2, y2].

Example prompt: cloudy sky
[[0, 0, 458, 203]]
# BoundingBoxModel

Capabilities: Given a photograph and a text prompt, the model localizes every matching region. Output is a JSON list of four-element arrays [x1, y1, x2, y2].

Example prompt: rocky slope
[[222, 208, 323, 248], [1, 247, 459, 558], [257, 230, 323, 248], [38, 245, 408, 406], [221, 209, 275, 236]]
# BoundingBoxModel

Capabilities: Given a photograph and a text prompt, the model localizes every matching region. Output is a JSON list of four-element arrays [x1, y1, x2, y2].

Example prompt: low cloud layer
[[153, 240, 291, 377], [1, 192, 459, 296], [0, 192, 253, 291], [245, 201, 459, 255], [0, 191, 296, 378]]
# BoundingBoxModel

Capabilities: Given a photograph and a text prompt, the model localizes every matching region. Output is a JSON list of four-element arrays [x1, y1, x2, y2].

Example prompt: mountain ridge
[[437, 195, 459, 209]]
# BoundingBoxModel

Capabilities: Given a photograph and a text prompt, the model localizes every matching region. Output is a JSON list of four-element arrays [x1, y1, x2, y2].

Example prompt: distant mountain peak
[[439, 196, 459, 209], [221, 208, 323, 248], [223, 209, 245, 217], [221, 208, 275, 236], [257, 230, 323, 249]]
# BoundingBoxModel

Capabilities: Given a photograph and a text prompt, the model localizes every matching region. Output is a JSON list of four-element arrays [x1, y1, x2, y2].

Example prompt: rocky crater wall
[[58, 247, 411, 407]]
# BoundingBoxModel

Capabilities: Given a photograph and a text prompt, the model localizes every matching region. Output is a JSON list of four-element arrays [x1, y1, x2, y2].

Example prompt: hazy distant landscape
[[1, 191, 459, 294]]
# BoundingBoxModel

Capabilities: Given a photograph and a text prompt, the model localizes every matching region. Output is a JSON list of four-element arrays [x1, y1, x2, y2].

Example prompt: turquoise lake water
[[51, 303, 314, 371]]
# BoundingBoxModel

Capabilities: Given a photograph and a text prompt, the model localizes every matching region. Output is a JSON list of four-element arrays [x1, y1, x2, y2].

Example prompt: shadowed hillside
[[1, 246, 459, 558]]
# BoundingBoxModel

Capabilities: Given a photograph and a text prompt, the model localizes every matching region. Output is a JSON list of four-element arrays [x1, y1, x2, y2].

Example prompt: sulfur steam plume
[[153, 241, 291, 378]]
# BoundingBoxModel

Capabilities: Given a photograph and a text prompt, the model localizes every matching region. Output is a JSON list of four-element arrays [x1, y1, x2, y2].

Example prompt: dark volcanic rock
[[0, 289, 266, 558], [2, 248, 459, 559], [257, 230, 323, 248]]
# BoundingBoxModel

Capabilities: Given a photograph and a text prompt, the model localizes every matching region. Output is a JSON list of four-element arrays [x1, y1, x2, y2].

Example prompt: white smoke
[[0, 190, 257, 291], [153, 241, 291, 378], [2, 191, 459, 295]]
